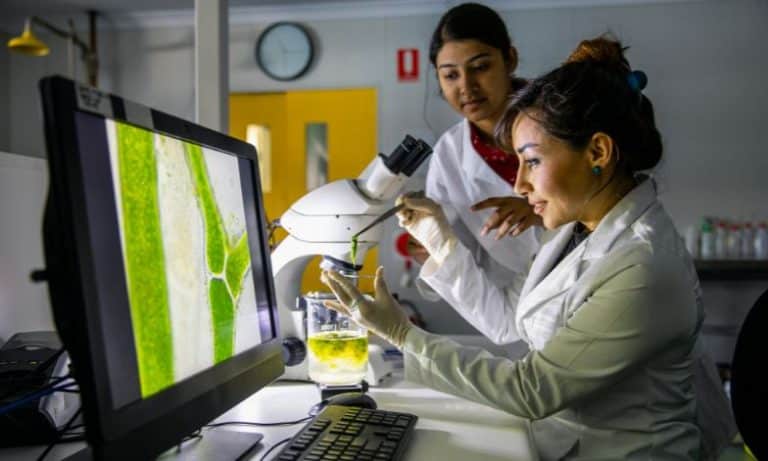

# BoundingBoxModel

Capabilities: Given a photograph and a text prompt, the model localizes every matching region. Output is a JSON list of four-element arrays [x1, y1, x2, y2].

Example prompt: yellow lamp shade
[[7, 23, 50, 57]]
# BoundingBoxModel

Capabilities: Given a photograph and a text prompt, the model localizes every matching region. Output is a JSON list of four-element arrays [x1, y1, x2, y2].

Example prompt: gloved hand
[[395, 192, 457, 265], [471, 196, 542, 239], [321, 267, 412, 348]]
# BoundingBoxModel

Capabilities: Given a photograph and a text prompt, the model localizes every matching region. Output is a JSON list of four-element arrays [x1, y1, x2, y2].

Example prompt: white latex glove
[[395, 192, 457, 265], [320, 267, 412, 348]]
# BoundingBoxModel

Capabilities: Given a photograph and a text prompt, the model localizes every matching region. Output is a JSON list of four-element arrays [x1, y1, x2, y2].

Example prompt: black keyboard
[[274, 405, 417, 461]]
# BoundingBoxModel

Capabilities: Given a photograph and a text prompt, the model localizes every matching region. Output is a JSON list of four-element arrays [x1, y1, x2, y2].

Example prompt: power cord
[[173, 428, 204, 453], [258, 437, 291, 461], [205, 416, 313, 429], [244, 406, 327, 459], [0, 377, 77, 416], [0, 370, 71, 402], [36, 406, 82, 461], [165, 416, 314, 459]]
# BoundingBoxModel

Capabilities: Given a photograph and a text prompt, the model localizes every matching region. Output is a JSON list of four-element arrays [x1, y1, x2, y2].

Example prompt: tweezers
[[352, 203, 405, 239]]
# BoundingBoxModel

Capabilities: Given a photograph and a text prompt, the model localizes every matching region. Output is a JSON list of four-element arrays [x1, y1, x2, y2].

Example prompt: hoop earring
[[592, 166, 602, 176]]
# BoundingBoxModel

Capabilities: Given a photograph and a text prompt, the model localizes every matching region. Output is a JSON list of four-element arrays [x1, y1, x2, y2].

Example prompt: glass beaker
[[304, 292, 368, 386]]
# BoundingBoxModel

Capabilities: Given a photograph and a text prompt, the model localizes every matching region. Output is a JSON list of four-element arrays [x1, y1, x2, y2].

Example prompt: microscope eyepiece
[[382, 135, 432, 176]]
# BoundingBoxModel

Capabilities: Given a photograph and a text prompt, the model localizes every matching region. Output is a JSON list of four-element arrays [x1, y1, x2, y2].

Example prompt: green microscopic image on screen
[[104, 119, 263, 398]]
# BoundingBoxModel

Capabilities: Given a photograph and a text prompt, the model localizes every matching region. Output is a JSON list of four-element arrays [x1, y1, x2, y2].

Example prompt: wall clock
[[255, 22, 314, 81]]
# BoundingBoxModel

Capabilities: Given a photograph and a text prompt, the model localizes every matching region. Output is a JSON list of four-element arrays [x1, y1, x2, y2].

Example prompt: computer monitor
[[39, 76, 284, 460]]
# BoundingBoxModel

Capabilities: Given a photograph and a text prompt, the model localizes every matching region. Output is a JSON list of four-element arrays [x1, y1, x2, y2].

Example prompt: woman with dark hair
[[405, 2, 542, 346], [323, 37, 736, 460]]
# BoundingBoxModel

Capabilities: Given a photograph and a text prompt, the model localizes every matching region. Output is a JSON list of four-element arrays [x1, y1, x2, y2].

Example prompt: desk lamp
[[7, 11, 99, 87]]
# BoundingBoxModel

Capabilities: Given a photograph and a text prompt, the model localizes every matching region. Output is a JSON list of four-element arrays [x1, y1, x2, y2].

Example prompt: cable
[[0, 378, 77, 416], [32, 348, 66, 376], [57, 434, 85, 442], [36, 406, 82, 461], [174, 428, 204, 453], [205, 416, 312, 429], [0, 373, 72, 402], [258, 437, 292, 461], [53, 388, 81, 394], [275, 378, 314, 385], [235, 435, 264, 461]]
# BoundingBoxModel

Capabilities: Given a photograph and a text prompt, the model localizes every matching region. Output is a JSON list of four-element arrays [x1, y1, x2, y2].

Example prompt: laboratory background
[[1, 0, 767, 460]]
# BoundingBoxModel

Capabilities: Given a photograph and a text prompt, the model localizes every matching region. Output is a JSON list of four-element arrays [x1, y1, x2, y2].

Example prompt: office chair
[[731, 287, 768, 460]]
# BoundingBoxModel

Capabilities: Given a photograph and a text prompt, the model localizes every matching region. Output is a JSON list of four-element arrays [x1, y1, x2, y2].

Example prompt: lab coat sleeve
[[402, 262, 697, 420], [419, 242, 526, 344], [424, 138, 461, 225], [424, 142, 450, 205]]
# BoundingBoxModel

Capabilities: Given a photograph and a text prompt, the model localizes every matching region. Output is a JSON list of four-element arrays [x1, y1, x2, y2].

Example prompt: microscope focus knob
[[281, 337, 307, 366]]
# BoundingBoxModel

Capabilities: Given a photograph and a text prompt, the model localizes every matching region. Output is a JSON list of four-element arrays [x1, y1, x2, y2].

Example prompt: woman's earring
[[592, 166, 602, 176]]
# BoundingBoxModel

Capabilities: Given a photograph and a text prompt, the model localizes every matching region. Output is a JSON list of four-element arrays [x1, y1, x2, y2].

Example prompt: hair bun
[[565, 36, 629, 70]]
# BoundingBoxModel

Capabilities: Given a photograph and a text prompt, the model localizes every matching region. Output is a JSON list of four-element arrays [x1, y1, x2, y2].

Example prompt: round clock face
[[256, 22, 314, 81]]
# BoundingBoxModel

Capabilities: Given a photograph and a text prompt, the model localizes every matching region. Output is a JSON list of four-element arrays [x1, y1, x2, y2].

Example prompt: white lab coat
[[404, 178, 737, 460], [422, 118, 540, 337]]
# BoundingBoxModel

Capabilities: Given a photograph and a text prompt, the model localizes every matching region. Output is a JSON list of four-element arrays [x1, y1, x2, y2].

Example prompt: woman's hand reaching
[[471, 196, 542, 239], [321, 267, 413, 348]]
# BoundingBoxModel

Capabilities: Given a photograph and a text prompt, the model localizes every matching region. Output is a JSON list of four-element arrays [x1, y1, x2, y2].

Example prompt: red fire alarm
[[397, 48, 419, 82]]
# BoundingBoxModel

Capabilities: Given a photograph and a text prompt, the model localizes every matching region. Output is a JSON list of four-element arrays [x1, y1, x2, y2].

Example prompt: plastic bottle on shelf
[[755, 222, 768, 260], [714, 220, 728, 259], [700, 218, 715, 260], [726, 223, 741, 259], [741, 222, 754, 260]]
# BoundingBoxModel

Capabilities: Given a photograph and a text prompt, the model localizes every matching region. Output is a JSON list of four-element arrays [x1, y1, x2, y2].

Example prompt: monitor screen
[[40, 76, 283, 459]]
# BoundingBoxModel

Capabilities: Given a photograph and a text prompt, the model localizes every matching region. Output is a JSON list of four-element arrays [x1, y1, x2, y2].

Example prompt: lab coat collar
[[514, 177, 657, 347], [459, 119, 510, 188], [581, 175, 657, 260], [519, 222, 576, 301]]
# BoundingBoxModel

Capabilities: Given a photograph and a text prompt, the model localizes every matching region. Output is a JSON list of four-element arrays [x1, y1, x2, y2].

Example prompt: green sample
[[185, 143, 252, 364], [115, 121, 255, 398], [307, 331, 368, 369], [350, 237, 358, 265], [115, 121, 174, 397]]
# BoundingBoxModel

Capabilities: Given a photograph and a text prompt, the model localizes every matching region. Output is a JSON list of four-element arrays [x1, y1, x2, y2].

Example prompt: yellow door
[[230, 88, 378, 293]]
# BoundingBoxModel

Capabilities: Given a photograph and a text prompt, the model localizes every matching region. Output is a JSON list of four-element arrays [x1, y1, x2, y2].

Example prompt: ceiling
[[1, 0, 700, 33], [2, 0, 383, 16], [0, 0, 456, 33]]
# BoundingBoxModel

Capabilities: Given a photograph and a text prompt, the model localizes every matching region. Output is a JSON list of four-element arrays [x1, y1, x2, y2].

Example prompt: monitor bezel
[[40, 76, 284, 459]]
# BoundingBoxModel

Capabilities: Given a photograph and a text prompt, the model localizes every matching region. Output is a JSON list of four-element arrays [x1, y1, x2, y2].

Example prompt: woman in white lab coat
[[411, 3, 541, 334], [323, 37, 736, 460]]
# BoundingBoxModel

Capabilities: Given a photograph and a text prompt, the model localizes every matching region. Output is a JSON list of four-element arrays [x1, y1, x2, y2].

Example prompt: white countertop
[[1, 374, 536, 460]]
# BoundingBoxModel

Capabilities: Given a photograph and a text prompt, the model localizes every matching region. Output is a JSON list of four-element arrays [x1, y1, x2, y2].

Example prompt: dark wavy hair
[[495, 37, 662, 173], [429, 3, 512, 67]]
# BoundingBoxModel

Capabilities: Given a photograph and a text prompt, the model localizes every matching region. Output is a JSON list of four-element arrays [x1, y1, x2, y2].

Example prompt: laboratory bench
[[0, 372, 536, 461]]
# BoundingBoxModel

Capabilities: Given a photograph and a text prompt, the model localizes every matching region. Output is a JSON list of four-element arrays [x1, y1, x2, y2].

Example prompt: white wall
[[2, 0, 767, 354], [0, 152, 52, 344], [7, 1, 768, 229]]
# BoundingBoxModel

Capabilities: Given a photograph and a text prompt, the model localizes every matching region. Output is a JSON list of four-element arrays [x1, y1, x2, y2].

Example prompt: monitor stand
[[319, 380, 369, 401], [63, 429, 264, 460]]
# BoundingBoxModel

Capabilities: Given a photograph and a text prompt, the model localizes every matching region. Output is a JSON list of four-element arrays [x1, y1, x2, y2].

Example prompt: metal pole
[[30, 14, 98, 86], [87, 11, 98, 86], [194, 0, 229, 132]]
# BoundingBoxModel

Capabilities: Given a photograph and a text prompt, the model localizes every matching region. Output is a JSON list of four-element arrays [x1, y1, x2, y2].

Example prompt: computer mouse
[[309, 392, 377, 416]]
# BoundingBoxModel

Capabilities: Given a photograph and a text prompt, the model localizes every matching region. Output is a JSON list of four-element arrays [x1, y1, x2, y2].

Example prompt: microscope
[[272, 135, 431, 383]]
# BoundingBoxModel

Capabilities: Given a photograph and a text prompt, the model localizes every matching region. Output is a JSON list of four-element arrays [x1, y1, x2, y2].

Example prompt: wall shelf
[[694, 260, 768, 281]]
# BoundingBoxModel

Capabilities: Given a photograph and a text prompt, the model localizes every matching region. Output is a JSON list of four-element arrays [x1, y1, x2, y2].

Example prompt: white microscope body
[[271, 136, 431, 382]]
